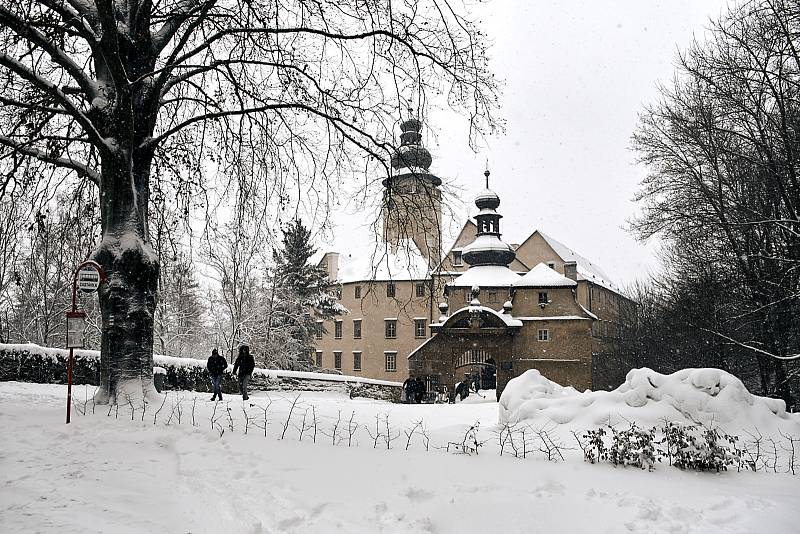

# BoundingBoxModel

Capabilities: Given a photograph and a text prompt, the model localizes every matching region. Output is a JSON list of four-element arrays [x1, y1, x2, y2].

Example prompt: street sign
[[77, 265, 101, 293], [66, 311, 86, 349]]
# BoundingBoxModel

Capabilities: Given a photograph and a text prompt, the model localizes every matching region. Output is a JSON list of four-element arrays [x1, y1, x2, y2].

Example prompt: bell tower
[[382, 112, 443, 267]]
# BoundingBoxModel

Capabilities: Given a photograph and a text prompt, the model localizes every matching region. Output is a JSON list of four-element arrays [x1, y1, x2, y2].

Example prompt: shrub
[[661, 421, 739, 472], [608, 423, 659, 470]]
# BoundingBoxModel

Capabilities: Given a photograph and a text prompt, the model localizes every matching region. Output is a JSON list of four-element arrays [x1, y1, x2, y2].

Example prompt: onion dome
[[384, 112, 441, 186], [390, 117, 433, 170]]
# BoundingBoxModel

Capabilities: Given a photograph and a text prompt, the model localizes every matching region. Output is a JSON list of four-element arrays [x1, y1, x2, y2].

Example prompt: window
[[415, 283, 425, 297], [354, 285, 361, 299], [385, 319, 397, 339], [465, 290, 472, 303], [488, 290, 498, 303], [414, 319, 426, 338], [315, 321, 323, 339], [334, 351, 342, 370], [386, 283, 396, 297], [538, 329, 550, 342], [315, 351, 322, 367], [452, 251, 463, 266], [385, 352, 397, 372], [538, 292, 549, 304], [334, 320, 342, 339], [353, 352, 362, 371], [547, 261, 556, 270], [353, 319, 362, 339]]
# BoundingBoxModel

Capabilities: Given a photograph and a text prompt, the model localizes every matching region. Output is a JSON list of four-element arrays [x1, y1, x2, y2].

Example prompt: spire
[[461, 170, 516, 267]]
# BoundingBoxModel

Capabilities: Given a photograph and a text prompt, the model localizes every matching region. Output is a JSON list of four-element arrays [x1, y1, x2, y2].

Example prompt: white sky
[[319, 0, 732, 288]]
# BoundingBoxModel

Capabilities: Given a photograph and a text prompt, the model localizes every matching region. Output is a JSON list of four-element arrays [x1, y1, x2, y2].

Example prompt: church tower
[[382, 113, 442, 267]]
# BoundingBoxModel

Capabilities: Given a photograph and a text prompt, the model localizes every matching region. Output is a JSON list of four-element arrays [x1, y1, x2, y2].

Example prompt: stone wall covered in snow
[[0, 344, 401, 401]]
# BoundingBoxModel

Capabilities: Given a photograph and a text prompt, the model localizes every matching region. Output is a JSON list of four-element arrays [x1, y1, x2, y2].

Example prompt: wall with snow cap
[[499, 367, 800, 436], [0, 343, 401, 401]]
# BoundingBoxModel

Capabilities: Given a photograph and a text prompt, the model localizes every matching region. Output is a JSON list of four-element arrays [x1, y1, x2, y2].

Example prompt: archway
[[454, 349, 497, 390]]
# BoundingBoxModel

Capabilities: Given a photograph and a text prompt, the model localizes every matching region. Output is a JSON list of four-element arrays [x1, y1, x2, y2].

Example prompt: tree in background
[[0, 0, 498, 404], [267, 219, 346, 369], [631, 0, 799, 406]]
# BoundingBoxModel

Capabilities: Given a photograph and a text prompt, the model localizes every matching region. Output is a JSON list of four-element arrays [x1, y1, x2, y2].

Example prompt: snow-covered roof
[[513, 262, 577, 288], [447, 265, 521, 288], [432, 304, 523, 328], [331, 239, 430, 284], [462, 234, 515, 256], [537, 231, 620, 292]]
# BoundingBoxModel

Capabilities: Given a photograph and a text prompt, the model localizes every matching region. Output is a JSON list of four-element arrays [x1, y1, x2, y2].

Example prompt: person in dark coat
[[414, 377, 427, 403], [206, 348, 227, 401], [232, 345, 255, 400], [402, 377, 414, 404]]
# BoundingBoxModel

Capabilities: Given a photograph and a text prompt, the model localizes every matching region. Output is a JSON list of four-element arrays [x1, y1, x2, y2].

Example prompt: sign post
[[66, 260, 104, 424]]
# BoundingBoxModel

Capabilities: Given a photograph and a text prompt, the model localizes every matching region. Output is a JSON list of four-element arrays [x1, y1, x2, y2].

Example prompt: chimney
[[324, 252, 339, 281], [564, 261, 577, 281]]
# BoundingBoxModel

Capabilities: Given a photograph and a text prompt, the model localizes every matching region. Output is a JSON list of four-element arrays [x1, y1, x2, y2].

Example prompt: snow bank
[[499, 368, 800, 435]]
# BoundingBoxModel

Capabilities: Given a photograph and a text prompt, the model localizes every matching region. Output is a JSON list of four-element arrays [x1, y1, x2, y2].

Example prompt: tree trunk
[[92, 150, 160, 406]]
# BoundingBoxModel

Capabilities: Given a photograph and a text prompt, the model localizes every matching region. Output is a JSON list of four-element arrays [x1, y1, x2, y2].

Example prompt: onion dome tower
[[461, 171, 516, 267], [382, 111, 443, 267]]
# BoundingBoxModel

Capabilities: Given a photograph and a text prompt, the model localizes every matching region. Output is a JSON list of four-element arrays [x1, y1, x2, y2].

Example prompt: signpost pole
[[66, 260, 104, 425]]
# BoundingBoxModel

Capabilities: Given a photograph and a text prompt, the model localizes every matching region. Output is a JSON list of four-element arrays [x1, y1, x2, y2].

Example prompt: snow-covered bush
[[661, 422, 739, 472], [608, 423, 659, 470], [580, 428, 607, 464]]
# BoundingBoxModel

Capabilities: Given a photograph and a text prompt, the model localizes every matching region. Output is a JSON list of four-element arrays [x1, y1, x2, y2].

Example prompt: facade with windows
[[313, 115, 631, 388]]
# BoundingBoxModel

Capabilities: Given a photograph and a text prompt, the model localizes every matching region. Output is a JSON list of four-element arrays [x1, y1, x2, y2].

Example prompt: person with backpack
[[206, 348, 227, 401], [232, 345, 255, 400]]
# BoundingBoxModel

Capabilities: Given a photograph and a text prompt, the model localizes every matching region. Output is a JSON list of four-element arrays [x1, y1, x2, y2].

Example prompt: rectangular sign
[[66, 312, 86, 349]]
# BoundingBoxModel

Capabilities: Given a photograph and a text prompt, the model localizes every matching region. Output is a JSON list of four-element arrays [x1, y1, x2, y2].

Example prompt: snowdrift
[[499, 368, 800, 435]]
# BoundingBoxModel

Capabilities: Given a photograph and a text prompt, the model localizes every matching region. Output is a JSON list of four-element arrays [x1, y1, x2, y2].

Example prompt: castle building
[[315, 116, 631, 395]]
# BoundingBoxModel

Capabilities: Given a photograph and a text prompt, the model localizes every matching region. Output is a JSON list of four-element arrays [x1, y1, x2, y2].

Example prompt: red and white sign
[[77, 265, 101, 293]]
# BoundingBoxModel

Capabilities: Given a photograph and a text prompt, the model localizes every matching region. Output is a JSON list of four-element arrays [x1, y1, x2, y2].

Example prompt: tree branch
[[0, 135, 99, 185], [694, 326, 800, 361], [0, 53, 109, 151]]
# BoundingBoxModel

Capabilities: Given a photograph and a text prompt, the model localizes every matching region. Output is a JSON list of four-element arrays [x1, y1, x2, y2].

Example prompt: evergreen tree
[[270, 220, 346, 369]]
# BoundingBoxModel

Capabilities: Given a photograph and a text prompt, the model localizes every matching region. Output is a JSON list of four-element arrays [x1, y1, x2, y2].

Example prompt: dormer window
[[538, 292, 549, 304]]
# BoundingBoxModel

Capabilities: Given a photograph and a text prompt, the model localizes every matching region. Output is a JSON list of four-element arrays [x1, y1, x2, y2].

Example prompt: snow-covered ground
[[1, 381, 798, 534]]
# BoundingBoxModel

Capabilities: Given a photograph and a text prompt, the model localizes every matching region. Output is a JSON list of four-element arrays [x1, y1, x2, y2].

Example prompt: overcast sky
[[323, 0, 732, 287]]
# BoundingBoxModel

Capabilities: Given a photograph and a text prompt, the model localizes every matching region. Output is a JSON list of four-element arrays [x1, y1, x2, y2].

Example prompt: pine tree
[[270, 220, 347, 369]]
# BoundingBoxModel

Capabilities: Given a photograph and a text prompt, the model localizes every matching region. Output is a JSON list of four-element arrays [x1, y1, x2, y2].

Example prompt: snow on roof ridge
[[332, 238, 431, 284], [513, 262, 577, 288], [536, 231, 619, 291], [447, 264, 521, 287]]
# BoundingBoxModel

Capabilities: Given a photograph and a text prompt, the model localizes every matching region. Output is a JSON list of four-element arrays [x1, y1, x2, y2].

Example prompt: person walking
[[206, 348, 227, 401], [232, 345, 255, 400]]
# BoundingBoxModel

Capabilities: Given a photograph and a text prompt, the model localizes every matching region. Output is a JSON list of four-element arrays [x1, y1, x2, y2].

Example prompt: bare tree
[[0, 0, 498, 404], [632, 0, 800, 406]]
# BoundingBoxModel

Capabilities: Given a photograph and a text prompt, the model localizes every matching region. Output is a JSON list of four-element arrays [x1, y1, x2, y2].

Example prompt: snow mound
[[499, 368, 800, 435]]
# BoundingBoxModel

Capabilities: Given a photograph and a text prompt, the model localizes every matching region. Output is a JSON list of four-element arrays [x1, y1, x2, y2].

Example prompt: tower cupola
[[461, 170, 516, 267], [381, 110, 443, 267]]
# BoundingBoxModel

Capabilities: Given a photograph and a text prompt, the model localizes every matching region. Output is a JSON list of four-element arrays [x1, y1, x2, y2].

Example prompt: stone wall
[[0, 344, 401, 402]]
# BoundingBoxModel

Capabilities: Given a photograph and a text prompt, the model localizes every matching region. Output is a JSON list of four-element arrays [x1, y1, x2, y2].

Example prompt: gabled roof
[[517, 230, 620, 292], [322, 239, 431, 284], [513, 262, 577, 288]]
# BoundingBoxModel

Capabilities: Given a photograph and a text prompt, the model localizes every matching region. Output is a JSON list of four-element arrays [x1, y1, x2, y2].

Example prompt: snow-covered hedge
[[0, 343, 401, 401]]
